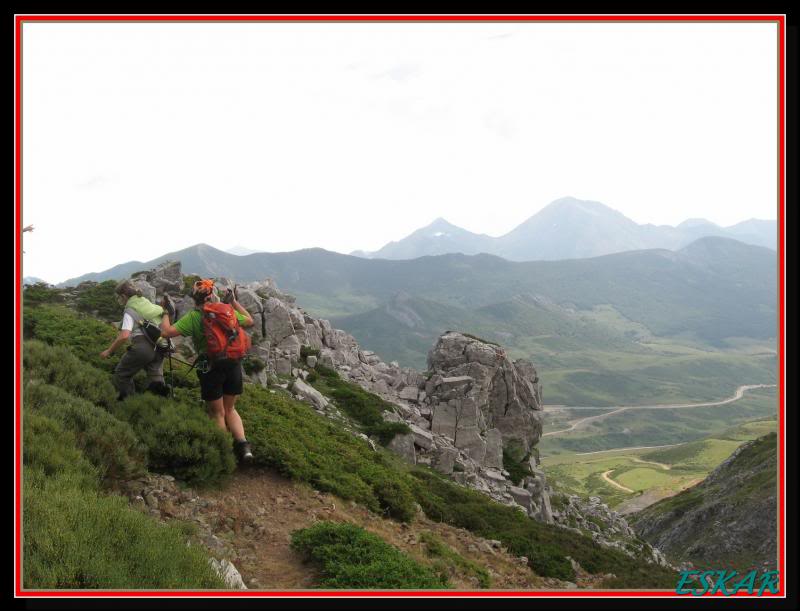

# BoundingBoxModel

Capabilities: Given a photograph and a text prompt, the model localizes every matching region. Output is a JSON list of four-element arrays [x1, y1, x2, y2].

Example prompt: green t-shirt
[[173, 308, 248, 355]]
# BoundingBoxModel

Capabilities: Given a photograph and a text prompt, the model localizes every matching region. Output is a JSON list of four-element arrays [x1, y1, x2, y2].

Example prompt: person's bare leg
[[206, 397, 227, 432], [222, 394, 246, 441]]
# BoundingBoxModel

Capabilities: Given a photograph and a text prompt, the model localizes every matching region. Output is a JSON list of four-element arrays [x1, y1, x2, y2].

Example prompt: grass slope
[[542, 418, 777, 510], [21, 290, 678, 589], [629, 433, 778, 572]]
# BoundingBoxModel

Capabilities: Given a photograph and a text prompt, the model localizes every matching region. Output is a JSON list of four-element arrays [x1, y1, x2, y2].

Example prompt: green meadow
[[542, 418, 777, 510]]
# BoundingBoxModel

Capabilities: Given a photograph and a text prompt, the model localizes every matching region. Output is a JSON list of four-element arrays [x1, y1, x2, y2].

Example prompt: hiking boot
[[146, 381, 171, 397], [235, 440, 254, 463]]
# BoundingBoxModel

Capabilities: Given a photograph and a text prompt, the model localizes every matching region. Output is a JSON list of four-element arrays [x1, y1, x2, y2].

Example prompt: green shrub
[[372, 422, 415, 447], [161, 351, 201, 390], [111, 394, 235, 486], [300, 345, 321, 359], [23, 340, 117, 408], [242, 356, 266, 376], [24, 382, 147, 483], [358, 460, 418, 522], [309, 367, 411, 445], [314, 363, 337, 378], [23, 282, 64, 307], [23, 412, 99, 492], [502, 448, 532, 486], [291, 522, 447, 589], [420, 532, 491, 589], [76, 280, 120, 320], [23, 305, 118, 371], [407, 468, 677, 586], [23, 470, 225, 589], [237, 385, 417, 521]]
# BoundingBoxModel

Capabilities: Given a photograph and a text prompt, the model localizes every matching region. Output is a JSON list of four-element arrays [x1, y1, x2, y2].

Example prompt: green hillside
[[540, 387, 778, 455], [629, 433, 778, 572], [21, 285, 678, 590], [542, 418, 777, 511]]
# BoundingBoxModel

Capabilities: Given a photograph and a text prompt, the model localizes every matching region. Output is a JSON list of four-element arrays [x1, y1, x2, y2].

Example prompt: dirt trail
[[543, 384, 775, 438], [600, 470, 634, 493], [575, 443, 681, 456], [178, 467, 574, 591], [631, 457, 671, 470]]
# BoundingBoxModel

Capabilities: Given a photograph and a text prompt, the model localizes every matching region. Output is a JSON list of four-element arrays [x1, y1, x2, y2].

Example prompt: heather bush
[[76, 280, 120, 320], [23, 305, 119, 371], [23, 340, 117, 408], [23, 469, 225, 589], [24, 382, 147, 483], [291, 522, 447, 589], [111, 394, 235, 486], [23, 412, 99, 492], [309, 365, 411, 445]]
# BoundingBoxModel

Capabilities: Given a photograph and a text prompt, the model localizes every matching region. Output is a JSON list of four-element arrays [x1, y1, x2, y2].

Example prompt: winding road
[[542, 384, 776, 438], [601, 470, 634, 493]]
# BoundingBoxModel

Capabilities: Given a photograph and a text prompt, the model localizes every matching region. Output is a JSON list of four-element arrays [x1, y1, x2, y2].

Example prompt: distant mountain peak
[[226, 245, 262, 256], [678, 218, 719, 229], [547, 196, 611, 210], [356, 198, 776, 262], [426, 217, 459, 231]]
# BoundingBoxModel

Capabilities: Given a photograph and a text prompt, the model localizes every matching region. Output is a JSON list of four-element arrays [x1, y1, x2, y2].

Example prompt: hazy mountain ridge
[[59, 237, 777, 374], [352, 197, 777, 261]]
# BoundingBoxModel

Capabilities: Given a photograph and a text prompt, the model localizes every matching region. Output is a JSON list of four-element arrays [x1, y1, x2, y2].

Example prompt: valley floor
[[541, 414, 777, 514]]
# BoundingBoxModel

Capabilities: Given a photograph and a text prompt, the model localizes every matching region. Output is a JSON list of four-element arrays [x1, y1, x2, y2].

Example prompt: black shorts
[[197, 358, 243, 401]]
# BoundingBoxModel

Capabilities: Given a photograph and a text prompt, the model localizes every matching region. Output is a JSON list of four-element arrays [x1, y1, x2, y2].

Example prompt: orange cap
[[193, 279, 215, 294]]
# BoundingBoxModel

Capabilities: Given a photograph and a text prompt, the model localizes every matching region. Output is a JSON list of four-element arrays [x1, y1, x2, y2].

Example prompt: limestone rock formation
[[112, 263, 553, 526], [209, 558, 248, 589], [426, 332, 544, 464]]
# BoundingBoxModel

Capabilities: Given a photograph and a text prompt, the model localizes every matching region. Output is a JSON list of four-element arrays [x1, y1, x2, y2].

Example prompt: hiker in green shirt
[[160, 279, 255, 463], [100, 280, 171, 400]]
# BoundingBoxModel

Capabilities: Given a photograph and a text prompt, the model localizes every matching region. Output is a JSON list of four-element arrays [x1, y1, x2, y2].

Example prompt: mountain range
[[61, 234, 776, 346], [351, 197, 777, 261]]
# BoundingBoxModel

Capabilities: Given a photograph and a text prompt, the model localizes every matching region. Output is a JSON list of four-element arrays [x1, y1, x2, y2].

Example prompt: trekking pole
[[168, 339, 175, 399]]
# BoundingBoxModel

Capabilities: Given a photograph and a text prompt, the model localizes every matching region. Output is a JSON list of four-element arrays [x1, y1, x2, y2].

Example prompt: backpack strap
[[135, 318, 162, 351]]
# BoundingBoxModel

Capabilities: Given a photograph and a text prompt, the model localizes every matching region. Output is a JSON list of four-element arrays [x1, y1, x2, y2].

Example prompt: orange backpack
[[201, 302, 251, 361]]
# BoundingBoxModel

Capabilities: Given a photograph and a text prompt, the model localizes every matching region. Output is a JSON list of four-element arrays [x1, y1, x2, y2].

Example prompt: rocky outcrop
[[549, 493, 671, 568], [209, 558, 248, 589], [106, 263, 553, 526], [120, 472, 248, 588], [426, 332, 543, 463]]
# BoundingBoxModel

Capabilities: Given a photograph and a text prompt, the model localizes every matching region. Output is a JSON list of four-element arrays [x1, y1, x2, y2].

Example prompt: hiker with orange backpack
[[159, 279, 255, 463]]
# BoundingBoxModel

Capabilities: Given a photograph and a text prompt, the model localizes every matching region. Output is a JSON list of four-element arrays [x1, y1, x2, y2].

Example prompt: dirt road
[[543, 384, 775, 438], [601, 470, 634, 493]]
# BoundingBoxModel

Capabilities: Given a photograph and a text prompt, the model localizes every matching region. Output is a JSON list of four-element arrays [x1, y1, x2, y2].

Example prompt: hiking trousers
[[114, 335, 165, 398]]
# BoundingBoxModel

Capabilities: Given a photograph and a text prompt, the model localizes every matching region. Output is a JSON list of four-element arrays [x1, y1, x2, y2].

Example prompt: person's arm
[[159, 296, 182, 338], [100, 330, 131, 358], [160, 311, 183, 338], [232, 299, 254, 327]]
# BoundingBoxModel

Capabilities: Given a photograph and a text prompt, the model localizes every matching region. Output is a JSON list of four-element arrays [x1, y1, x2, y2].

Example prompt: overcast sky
[[21, 20, 779, 284]]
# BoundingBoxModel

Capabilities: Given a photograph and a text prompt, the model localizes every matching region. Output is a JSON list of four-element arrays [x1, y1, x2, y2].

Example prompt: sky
[[20, 19, 779, 284]]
